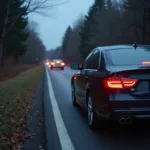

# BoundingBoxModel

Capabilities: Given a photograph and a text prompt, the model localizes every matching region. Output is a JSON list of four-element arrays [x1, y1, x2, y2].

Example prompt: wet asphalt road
[[44, 66, 150, 150]]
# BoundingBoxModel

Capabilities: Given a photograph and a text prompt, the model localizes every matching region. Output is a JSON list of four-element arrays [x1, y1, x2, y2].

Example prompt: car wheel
[[51, 67, 53, 70], [87, 95, 98, 129], [61, 67, 64, 70], [72, 84, 78, 106]]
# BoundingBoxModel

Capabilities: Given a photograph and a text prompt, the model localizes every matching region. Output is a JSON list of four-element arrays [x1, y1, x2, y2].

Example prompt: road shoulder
[[43, 69, 62, 150], [23, 73, 45, 150]]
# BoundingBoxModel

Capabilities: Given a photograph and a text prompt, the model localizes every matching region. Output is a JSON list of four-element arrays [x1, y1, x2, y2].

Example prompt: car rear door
[[74, 52, 94, 105], [87, 50, 107, 108], [79, 49, 100, 106]]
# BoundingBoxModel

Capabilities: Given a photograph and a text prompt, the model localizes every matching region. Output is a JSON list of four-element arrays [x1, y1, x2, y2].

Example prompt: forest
[[0, 0, 57, 67], [47, 0, 150, 64]]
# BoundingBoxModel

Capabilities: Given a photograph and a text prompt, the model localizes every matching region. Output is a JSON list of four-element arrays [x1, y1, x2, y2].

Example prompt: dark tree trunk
[[0, 38, 4, 68], [142, 9, 146, 44]]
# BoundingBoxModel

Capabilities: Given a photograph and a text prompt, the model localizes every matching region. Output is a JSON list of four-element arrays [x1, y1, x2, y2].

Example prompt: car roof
[[95, 44, 150, 51]]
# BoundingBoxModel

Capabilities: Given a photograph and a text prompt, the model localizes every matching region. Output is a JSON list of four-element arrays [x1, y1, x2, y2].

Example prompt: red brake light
[[74, 73, 78, 80], [104, 77, 137, 89], [61, 62, 65, 66]]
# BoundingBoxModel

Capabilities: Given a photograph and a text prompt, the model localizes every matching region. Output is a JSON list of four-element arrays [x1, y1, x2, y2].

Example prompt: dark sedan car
[[71, 45, 150, 129]]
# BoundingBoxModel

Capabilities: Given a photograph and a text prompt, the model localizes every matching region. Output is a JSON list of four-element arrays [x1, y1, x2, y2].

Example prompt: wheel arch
[[71, 76, 74, 87]]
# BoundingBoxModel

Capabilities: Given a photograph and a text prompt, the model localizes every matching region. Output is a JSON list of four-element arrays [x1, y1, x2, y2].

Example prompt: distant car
[[71, 44, 150, 129], [45, 59, 50, 66], [50, 59, 65, 70]]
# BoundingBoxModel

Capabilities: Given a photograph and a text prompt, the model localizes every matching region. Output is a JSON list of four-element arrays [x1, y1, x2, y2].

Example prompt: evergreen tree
[[62, 26, 72, 54], [79, 0, 105, 59], [0, 1, 6, 37], [124, 0, 150, 44], [4, 0, 28, 62], [106, 0, 113, 10]]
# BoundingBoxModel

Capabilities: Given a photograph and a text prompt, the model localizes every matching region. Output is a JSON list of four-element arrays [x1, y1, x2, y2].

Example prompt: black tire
[[51, 67, 53, 70], [72, 84, 78, 106], [61, 67, 64, 70], [87, 94, 99, 130]]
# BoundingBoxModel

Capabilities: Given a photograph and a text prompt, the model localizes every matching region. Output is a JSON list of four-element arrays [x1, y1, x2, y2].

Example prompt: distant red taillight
[[104, 77, 137, 89], [61, 62, 65, 66]]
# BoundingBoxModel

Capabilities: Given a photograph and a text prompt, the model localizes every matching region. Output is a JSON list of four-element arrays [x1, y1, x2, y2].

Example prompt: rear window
[[106, 47, 150, 66], [53, 59, 62, 62]]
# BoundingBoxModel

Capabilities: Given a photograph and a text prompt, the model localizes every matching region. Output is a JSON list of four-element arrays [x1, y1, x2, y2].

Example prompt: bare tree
[[21, 22, 46, 64], [0, 0, 66, 67]]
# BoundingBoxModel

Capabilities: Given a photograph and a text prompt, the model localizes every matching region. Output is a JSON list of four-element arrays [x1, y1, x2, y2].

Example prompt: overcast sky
[[28, 0, 94, 50]]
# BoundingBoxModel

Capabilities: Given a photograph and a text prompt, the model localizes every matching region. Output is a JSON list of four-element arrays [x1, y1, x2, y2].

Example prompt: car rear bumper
[[111, 107, 150, 119], [51, 65, 64, 68], [105, 99, 150, 120], [97, 107, 150, 123], [99, 108, 150, 125]]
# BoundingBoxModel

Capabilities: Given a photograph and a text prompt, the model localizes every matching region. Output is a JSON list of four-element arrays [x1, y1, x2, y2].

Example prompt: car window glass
[[85, 52, 94, 69], [53, 59, 62, 63], [92, 50, 100, 69], [86, 58, 94, 69], [99, 51, 106, 70], [83, 60, 87, 68], [106, 47, 150, 66], [84, 50, 100, 69]]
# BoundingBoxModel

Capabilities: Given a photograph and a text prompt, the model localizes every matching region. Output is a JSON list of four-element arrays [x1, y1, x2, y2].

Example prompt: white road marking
[[46, 68, 75, 150]]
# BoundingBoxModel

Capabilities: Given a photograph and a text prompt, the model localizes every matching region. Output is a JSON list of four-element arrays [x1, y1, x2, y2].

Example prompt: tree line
[[0, 0, 63, 67], [47, 0, 150, 63], [20, 22, 45, 64]]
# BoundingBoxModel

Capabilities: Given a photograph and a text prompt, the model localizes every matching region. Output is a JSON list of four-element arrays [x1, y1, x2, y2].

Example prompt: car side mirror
[[71, 64, 83, 70]]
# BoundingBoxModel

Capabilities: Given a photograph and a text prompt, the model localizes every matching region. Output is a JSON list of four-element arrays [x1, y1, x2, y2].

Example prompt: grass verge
[[0, 66, 44, 150], [0, 64, 38, 82]]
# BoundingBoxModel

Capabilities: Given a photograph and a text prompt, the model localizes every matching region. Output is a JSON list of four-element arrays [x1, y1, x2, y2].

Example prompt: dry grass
[[0, 66, 44, 150], [0, 65, 38, 82]]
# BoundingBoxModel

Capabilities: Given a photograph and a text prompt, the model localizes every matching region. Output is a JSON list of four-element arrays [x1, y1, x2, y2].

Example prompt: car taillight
[[74, 76, 77, 80], [104, 77, 137, 89], [61, 62, 65, 66], [51, 62, 55, 65], [73, 73, 78, 80], [142, 61, 150, 65]]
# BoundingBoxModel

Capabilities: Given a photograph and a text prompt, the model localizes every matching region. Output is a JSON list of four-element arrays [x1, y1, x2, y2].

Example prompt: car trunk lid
[[107, 65, 150, 98]]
